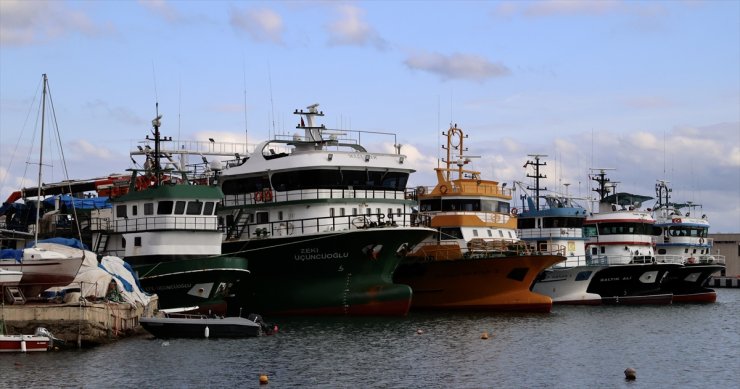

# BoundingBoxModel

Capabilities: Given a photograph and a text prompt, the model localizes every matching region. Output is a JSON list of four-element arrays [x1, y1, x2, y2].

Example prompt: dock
[[1, 296, 157, 348], [708, 276, 740, 288]]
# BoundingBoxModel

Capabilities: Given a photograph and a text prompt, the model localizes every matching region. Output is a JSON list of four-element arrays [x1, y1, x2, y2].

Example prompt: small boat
[[394, 125, 565, 313], [652, 180, 725, 303], [0, 327, 54, 352], [139, 312, 270, 338]]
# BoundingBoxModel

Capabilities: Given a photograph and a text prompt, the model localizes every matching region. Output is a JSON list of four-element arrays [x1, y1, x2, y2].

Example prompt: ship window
[[186, 201, 203, 215], [600, 246, 605, 253], [376, 208, 381, 215], [440, 228, 463, 240], [134, 237, 141, 247], [340, 208, 345, 217], [157, 201, 172, 215], [508, 231, 513, 238], [473, 230, 479, 237], [330, 208, 335, 217], [658, 249, 667, 254], [487, 230, 493, 237], [248, 213, 255, 223], [174, 201, 186, 215], [366, 208, 372, 216], [204, 202, 216, 215], [116, 205, 127, 218], [575, 271, 592, 281], [132, 205, 138, 216], [121, 237, 126, 248], [498, 230, 504, 238], [692, 249, 696, 254], [144, 203, 154, 215], [352, 208, 358, 216], [388, 208, 393, 217], [684, 248, 689, 254], [278, 211, 284, 221], [591, 247, 598, 255], [397, 208, 401, 216]]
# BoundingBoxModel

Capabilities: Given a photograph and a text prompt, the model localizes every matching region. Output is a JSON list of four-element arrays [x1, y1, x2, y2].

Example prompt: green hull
[[223, 227, 433, 316], [135, 255, 250, 315]]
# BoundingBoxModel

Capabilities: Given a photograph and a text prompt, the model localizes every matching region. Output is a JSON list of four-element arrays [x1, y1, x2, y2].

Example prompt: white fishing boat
[[651, 180, 725, 302]]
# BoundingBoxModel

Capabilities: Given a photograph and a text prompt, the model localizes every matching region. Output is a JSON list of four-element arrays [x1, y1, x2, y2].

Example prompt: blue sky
[[1, 0, 738, 233]]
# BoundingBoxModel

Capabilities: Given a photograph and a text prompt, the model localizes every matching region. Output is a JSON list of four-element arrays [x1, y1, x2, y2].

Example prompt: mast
[[34, 74, 48, 246], [524, 154, 547, 211]]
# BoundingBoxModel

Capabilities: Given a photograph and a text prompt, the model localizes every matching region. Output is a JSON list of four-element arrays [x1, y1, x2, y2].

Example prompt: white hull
[[533, 266, 606, 304], [0, 269, 23, 286], [0, 243, 84, 298]]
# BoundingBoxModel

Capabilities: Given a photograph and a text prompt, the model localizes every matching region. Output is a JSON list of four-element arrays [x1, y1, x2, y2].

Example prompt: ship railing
[[550, 255, 592, 268], [653, 254, 685, 264], [224, 211, 430, 240], [696, 254, 725, 265], [112, 215, 219, 233], [224, 188, 409, 207], [587, 254, 655, 266], [518, 228, 584, 239]]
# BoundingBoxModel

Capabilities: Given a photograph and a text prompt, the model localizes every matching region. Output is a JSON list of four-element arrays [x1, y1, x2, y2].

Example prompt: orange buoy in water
[[624, 368, 636, 380], [481, 332, 489, 340], [259, 374, 269, 385]]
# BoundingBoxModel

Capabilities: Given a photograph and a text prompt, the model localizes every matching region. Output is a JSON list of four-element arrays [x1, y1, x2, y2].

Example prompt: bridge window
[[203, 202, 215, 215], [134, 237, 141, 247], [116, 205, 126, 218], [157, 201, 173, 215], [143, 203, 153, 215], [132, 205, 138, 216], [186, 201, 203, 215], [174, 201, 186, 215]]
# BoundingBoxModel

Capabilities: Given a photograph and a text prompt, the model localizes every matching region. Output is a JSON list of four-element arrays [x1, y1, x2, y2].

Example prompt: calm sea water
[[2, 289, 739, 388]]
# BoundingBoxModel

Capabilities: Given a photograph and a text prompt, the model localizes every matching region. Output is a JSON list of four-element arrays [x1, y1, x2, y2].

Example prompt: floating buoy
[[161, 341, 169, 347], [624, 367, 636, 380], [416, 329, 424, 335], [259, 374, 269, 385], [481, 332, 489, 340], [204, 326, 210, 338]]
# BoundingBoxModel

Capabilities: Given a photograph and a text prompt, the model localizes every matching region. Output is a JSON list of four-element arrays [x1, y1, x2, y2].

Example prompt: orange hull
[[394, 255, 563, 313]]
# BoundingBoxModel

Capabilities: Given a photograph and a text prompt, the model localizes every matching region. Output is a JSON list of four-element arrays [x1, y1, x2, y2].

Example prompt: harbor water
[[2, 289, 738, 388]]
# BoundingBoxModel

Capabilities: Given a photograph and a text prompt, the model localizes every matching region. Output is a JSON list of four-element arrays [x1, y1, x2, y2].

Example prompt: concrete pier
[[1, 297, 157, 348], [708, 276, 740, 288]]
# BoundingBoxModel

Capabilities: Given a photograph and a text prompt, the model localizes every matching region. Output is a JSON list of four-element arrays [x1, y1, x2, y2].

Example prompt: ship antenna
[[524, 154, 548, 211]]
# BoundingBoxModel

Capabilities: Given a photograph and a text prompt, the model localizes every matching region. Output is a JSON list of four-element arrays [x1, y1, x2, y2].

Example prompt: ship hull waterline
[[394, 255, 565, 313], [222, 227, 433, 316], [662, 264, 724, 304], [133, 256, 250, 315]]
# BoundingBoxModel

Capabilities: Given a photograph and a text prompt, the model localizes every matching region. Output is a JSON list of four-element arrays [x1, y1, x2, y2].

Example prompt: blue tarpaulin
[[42, 195, 111, 210]]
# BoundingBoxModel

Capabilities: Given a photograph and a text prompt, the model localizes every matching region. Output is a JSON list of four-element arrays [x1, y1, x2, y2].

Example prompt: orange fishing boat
[[394, 124, 565, 312]]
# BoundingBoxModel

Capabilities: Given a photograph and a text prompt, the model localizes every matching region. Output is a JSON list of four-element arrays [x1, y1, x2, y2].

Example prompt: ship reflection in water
[[3, 289, 738, 388]]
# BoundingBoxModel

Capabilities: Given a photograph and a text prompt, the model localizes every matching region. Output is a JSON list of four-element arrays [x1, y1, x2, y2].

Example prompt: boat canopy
[[601, 192, 653, 207]]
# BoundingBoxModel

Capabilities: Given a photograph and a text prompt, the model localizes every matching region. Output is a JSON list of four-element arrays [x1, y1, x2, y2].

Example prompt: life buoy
[[511, 208, 518, 216], [439, 185, 448, 194], [254, 191, 263, 202], [672, 218, 681, 224], [417, 186, 426, 195], [263, 190, 273, 202], [687, 257, 695, 264], [699, 238, 704, 244]]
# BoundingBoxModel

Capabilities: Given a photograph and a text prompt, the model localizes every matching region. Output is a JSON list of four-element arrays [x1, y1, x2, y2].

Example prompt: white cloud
[[0, 0, 112, 46], [404, 51, 510, 82], [67, 140, 119, 161], [138, 0, 184, 23], [229, 7, 283, 44], [326, 4, 387, 50]]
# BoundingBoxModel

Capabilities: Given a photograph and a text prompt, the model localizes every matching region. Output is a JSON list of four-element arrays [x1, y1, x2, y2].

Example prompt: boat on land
[[139, 312, 270, 338], [517, 155, 605, 305], [217, 104, 434, 316], [581, 170, 679, 305], [94, 110, 250, 314], [651, 180, 725, 303], [0, 269, 23, 286], [0, 327, 55, 352], [393, 125, 565, 313], [0, 74, 85, 300]]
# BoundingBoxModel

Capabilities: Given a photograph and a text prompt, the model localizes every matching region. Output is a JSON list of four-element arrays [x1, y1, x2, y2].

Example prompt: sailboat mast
[[34, 74, 48, 245]]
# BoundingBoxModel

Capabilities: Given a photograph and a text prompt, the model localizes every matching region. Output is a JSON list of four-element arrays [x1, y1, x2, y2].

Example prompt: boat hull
[[394, 255, 564, 313], [533, 266, 606, 305], [139, 316, 261, 338], [586, 263, 680, 305], [223, 227, 434, 316], [661, 264, 724, 303], [133, 255, 250, 315], [0, 335, 51, 352]]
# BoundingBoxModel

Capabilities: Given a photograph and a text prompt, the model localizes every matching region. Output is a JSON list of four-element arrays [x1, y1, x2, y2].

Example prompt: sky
[[1, 0, 738, 233]]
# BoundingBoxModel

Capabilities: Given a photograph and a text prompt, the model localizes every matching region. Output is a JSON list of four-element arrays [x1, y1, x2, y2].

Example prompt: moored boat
[[582, 170, 679, 305], [98, 111, 250, 314], [651, 180, 725, 303], [217, 104, 434, 316], [393, 125, 565, 313], [0, 327, 54, 352], [140, 312, 269, 338], [517, 155, 604, 305]]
